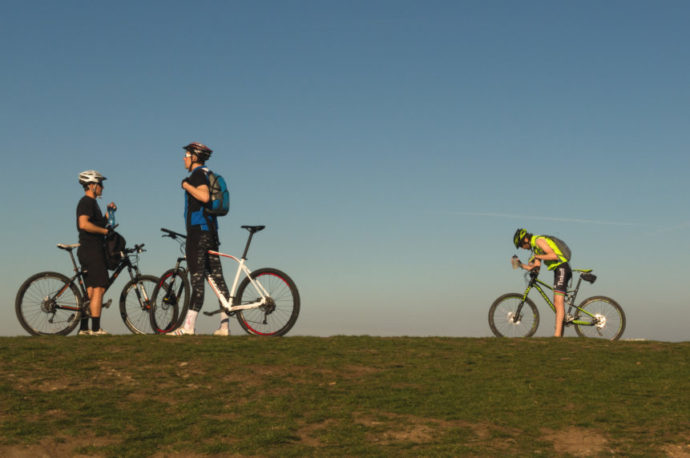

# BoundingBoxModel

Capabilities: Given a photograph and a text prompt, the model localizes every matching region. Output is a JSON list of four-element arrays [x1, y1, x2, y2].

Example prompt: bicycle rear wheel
[[235, 268, 300, 336], [149, 269, 189, 334], [15, 272, 83, 336], [574, 296, 625, 341], [119, 275, 159, 335], [489, 293, 539, 338]]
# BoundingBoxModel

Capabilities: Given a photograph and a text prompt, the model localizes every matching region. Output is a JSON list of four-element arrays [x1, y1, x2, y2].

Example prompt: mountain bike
[[15, 241, 158, 335], [150, 225, 300, 336], [148, 228, 190, 334], [489, 266, 625, 340]]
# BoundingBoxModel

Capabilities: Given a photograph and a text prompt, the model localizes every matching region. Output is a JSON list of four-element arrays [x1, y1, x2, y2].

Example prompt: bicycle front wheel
[[149, 269, 189, 334], [119, 275, 159, 335], [235, 268, 300, 336], [574, 296, 626, 341], [15, 272, 83, 336], [489, 293, 540, 338]]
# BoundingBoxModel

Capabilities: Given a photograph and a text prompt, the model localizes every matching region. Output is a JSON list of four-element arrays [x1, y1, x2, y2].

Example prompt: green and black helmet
[[513, 228, 529, 248]]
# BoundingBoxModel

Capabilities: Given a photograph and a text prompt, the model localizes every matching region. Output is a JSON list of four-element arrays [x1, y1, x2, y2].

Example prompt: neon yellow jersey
[[530, 235, 568, 270]]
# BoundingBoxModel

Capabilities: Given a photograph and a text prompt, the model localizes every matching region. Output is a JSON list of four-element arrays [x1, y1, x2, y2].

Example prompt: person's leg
[[79, 247, 109, 334], [174, 232, 204, 334], [80, 286, 93, 333], [553, 293, 565, 337], [205, 234, 231, 333], [553, 264, 572, 337], [90, 286, 105, 331]]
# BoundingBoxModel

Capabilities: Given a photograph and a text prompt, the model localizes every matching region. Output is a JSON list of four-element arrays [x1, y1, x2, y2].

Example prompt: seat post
[[241, 231, 255, 260], [68, 249, 80, 274]]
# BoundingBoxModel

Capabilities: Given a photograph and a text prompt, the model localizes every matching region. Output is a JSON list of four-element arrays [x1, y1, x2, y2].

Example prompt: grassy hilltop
[[1, 336, 688, 457]]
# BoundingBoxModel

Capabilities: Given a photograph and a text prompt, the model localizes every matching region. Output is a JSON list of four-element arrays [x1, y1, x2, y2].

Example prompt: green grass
[[1, 336, 688, 457]]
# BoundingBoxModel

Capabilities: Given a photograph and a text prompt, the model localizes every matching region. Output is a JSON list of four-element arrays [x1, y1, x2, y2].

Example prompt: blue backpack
[[203, 168, 230, 217]]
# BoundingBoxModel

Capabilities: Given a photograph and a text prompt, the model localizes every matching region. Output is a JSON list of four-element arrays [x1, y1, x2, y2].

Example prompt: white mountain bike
[[150, 225, 300, 336]]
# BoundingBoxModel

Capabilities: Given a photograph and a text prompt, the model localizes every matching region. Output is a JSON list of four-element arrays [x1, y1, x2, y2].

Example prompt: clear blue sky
[[2, 0, 688, 340]]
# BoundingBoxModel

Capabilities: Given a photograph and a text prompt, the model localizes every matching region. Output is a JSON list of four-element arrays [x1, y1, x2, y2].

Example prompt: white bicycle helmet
[[78, 170, 107, 186]]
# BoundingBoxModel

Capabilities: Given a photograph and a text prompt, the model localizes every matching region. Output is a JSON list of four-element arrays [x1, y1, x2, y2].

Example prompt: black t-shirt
[[76, 196, 106, 248], [185, 166, 216, 234]]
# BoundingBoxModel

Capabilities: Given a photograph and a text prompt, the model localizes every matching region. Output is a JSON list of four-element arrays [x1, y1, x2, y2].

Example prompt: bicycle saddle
[[57, 243, 80, 251], [581, 273, 597, 283], [242, 225, 265, 233]]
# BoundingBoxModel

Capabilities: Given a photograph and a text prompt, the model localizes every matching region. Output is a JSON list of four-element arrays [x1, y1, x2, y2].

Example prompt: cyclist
[[513, 228, 572, 337], [76, 170, 116, 336], [169, 142, 232, 336]]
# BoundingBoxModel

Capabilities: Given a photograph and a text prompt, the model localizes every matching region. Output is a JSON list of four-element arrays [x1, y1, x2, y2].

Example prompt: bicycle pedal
[[103, 299, 112, 309]]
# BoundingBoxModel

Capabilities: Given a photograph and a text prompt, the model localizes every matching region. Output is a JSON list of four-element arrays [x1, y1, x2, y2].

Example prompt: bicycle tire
[[119, 275, 159, 335], [15, 272, 83, 336], [235, 268, 300, 336], [489, 293, 540, 338], [574, 296, 626, 341], [149, 269, 189, 334]]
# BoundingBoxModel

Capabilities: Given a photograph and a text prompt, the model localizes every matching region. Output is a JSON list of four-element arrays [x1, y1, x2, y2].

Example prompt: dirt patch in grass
[[662, 438, 690, 458], [0, 436, 115, 458], [297, 418, 339, 447], [541, 427, 610, 456], [352, 412, 514, 448]]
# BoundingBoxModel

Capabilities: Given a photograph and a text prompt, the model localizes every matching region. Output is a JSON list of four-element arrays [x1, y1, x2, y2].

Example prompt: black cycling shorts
[[553, 263, 572, 295], [78, 245, 109, 288]]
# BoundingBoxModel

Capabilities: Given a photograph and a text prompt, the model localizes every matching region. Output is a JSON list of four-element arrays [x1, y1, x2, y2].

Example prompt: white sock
[[184, 310, 199, 331], [219, 310, 229, 330]]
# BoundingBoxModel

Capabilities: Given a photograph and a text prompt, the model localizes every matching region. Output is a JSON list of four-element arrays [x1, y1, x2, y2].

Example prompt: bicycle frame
[[56, 243, 146, 313], [202, 226, 272, 314], [205, 251, 271, 312], [517, 271, 599, 326]]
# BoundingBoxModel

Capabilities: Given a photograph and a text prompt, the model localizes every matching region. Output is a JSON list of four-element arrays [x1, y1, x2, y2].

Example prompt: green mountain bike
[[489, 267, 626, 340]]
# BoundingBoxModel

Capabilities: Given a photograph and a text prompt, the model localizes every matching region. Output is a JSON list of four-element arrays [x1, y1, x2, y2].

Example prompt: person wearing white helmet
[[76, 170, 116, 336]]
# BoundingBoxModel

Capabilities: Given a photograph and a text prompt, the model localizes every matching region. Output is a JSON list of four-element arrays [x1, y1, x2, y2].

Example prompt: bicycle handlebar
[[125, 244, 146, 254], [161, 228, 186, 239]]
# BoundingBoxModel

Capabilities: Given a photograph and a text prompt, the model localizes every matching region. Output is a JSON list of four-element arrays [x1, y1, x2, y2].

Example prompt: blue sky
[[2, 0, 688, 340]]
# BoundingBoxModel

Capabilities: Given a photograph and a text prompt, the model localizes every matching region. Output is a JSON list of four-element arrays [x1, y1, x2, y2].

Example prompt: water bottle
[[107, 203, 117, 227], [511, 255, 520, 270]]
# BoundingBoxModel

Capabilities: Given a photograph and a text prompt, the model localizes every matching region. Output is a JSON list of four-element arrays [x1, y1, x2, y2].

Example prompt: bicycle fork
[[512, 287, 534, 324]]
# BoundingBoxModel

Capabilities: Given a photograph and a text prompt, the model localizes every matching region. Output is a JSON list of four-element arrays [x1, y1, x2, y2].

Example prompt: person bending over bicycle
[[169, 142, 231, 336], [513, 228, 572, 338], [76, 170, 116, 336]]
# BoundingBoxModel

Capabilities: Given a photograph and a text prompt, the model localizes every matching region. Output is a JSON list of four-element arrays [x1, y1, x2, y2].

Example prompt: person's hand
[[181, 178, 190, 189]]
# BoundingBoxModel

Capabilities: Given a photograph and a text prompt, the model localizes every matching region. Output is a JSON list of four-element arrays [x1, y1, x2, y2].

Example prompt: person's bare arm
[[78, 215, 108, 235]]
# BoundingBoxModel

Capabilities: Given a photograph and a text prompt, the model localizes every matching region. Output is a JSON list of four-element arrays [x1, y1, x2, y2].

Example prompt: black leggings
[[186, 231, 230, 312]]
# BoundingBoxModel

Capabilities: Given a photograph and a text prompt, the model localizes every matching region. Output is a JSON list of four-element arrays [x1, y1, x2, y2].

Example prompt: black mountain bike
[[149, 228, 190, 334], [16, 241, 158, 335]]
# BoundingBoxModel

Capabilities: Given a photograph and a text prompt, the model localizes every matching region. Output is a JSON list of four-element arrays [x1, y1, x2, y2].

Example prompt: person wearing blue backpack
[[169, 142, 232, 336]]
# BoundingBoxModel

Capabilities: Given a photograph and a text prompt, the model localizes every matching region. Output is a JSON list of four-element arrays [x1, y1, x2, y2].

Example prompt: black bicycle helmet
[[183, 142, 213, 162]]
